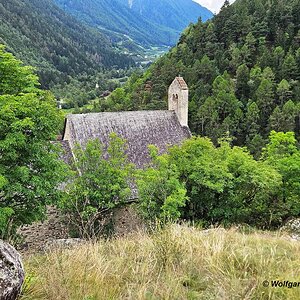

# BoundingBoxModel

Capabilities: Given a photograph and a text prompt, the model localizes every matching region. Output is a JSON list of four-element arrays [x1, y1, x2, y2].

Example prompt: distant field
[[20, 225, 300, 300]]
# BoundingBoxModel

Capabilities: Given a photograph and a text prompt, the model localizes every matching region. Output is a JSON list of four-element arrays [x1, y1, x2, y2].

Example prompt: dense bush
[[60, 135, 135, 238], [137, 145, 188, 221], [138, 133, 300, 229]]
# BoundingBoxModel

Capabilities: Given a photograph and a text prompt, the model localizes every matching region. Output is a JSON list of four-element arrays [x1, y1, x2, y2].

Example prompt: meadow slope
[[21, 225, 300, 300]]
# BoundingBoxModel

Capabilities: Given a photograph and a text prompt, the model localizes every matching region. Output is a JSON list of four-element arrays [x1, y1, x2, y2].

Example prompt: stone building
[[62, 77, 191, 167], [18, 77, 191, 248], [168, 76, 189, 127]]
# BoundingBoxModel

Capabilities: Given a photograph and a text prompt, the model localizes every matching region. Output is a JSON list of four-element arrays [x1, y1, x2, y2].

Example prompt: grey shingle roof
[[63, 110, 191, 168]]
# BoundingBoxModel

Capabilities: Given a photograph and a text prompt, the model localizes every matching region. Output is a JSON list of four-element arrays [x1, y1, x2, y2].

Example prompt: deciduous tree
[[0, 47, 66, 239]]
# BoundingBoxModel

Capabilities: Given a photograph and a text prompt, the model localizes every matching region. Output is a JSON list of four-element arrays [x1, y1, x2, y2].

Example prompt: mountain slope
[[121, 0, 213, 32], [53, 0, 213, 47], [106, 0, 300, 155], [0, 0, 133, 89]]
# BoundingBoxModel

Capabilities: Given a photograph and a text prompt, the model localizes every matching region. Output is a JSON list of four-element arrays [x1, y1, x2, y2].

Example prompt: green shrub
[[60, 134, 134, 238], [137, 145, 188, 222]]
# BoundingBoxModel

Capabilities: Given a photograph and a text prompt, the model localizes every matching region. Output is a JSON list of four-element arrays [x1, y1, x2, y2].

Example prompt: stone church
[[62, 77, 191, 167], [18, 77, 191, 249]]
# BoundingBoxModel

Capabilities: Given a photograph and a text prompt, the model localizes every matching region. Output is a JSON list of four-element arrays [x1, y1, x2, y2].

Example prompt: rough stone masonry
[[0, 240, 24, 300]]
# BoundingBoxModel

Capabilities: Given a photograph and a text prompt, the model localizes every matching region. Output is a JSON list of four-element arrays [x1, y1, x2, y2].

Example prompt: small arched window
[[172, 94, 179, 111]]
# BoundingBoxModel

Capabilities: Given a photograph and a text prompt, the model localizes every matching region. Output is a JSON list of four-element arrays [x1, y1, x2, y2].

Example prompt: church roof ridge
[[67, 110, 174, 118]]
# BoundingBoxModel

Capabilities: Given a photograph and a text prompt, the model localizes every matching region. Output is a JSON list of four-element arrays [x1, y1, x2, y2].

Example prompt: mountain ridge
[[122, 0, 213, 32], [53, 0, 213, 47]]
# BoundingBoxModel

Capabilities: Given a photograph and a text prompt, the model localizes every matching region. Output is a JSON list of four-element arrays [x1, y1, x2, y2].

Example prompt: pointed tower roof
[[174, 77, 188, 90]]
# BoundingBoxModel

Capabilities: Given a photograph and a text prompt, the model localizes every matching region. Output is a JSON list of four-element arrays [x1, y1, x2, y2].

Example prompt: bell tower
[[168, 77, 189, 127]]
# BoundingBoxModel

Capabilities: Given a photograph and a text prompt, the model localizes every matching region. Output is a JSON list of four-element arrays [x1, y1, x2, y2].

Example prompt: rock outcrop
[[281, 218, 300, 241], [0, 240, 25, 300], [43, 238, 84, 251]]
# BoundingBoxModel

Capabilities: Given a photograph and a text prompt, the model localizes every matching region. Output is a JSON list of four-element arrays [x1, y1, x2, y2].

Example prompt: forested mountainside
[[0, 0, 133, 90], [123, 0, 213, 32], [106, 0, 300, 156], [54, 0, 213, 47]]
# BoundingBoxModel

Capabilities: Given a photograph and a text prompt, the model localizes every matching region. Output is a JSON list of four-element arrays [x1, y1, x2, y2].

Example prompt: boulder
[[0, 240, 25, 300], [281, 218, 300, 241]]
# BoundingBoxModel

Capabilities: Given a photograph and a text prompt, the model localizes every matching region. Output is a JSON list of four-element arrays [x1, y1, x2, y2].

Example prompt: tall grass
[[20, 225, 300, 299]]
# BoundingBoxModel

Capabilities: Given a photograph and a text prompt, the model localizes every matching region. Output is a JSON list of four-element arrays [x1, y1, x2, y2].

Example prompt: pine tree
[[277, 79, 292, 106], [236, 64, 250, 102], [282, 53, 298, 80], [255, 77, 275, 128], [245, 101, 260, 137], [269, 106, 284, 132], [282, 100, 297, 132]]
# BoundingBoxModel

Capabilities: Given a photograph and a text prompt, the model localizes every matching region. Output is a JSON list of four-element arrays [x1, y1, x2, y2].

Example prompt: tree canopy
[[138, 133, 300, 229], [105, 0, 300, 156], [0, 46, 67, 238], [60, 135, 134, 238]]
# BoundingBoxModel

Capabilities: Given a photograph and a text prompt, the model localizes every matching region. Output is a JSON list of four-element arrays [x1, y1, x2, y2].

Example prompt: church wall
[[63, 120, 71, 141]]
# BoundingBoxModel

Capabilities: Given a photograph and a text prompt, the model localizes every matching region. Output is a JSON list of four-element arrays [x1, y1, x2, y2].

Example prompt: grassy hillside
[[21, 225, 300, 299]]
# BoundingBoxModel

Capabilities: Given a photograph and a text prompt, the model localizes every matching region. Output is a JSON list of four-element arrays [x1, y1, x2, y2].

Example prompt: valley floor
[[20, 225, 300, 300]]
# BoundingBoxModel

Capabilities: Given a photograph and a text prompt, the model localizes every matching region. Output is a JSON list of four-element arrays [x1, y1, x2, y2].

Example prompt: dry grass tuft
[[20, 225, 300, 300]]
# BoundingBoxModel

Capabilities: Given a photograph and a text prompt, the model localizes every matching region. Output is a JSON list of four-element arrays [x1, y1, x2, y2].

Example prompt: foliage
[[108, 0, 300, 156], [166, 136, 283, 228], [0, 47, 67, 239], [0, 207, 14, 239], [136, 132, 300, 228], [61, 135, 134, 238], [136, 134, 293, 228], [0, 0, 134, 107], [137, 145, 188, 221], [262, 131, 300, 217]]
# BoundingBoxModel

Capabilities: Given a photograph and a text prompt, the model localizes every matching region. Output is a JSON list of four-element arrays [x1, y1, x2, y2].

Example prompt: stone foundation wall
[[18, 206, 70, 253], [18, 205, 144, 253]]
